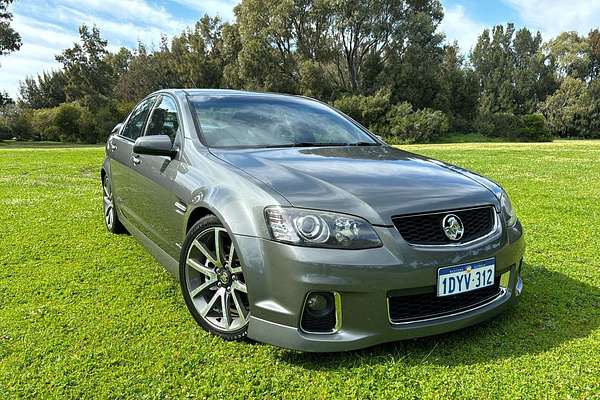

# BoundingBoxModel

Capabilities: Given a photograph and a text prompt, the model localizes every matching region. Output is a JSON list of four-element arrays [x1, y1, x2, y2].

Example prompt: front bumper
[[235, 220, 525, 352]]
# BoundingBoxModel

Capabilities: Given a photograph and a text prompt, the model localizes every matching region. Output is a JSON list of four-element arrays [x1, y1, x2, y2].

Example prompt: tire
[[179, 215, 250, 341], [102, 174, 126, 234]]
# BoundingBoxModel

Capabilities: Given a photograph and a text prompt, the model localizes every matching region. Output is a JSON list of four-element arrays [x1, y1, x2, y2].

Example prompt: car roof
[[152, 88, 305, 100]]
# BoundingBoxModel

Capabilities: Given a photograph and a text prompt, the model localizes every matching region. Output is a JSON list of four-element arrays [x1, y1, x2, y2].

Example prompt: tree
[[587, 29, 600, 81], [113, 16, 241, 102], [0, 91, 13, 106], [232, 0, 446, 103], [18, 70, 67, 109], [112, 43, 166, 102], [471, 24, 517, 114], [56, 25, 113, 105], [0, 0, 21, 108], [0, 0, 21, 57], [107, 47, 133, 84], [471, 24, 553, 115], [221, 22, 243, 88], [538, 77, 591, 137], [586, 78, 600, 137], [330, 0, 407, 93], [382, 0, 446, 108], [168, 15, 226, 88], [544, 31, 589, 80], [512, 28, 555, 114], [434, 43, 478, 130], [234, 0, 321, 93]]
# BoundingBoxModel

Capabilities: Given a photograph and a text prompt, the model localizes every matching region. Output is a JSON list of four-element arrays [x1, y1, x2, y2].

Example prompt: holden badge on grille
[[442, 214, 464, 241]]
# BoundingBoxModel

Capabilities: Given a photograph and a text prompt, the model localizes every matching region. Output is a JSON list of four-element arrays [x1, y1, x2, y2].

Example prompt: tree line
[[1, 0, 600, 143]]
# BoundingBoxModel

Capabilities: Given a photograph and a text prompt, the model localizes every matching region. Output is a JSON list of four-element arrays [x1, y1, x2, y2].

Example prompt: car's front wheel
[[180, 215, 250, 340]]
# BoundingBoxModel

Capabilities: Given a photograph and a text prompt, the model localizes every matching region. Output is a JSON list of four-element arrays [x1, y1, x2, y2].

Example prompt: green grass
[[1, 141, 599, 399], [0, 140, 99, 148]]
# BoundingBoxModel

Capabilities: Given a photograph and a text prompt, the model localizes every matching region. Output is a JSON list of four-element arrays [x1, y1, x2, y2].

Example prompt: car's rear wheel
[[180, 215, 250, 340], [102, 174, 125, 234]]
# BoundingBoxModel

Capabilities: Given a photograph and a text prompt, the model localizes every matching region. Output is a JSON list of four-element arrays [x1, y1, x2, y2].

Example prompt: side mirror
[[111, 123, 123, 135], [133, 135, 177, 158]]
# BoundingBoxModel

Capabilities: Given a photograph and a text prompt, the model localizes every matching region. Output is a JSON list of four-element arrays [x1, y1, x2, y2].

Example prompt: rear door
[[108, 96, 156, 226], [127, 95, 183, 256]]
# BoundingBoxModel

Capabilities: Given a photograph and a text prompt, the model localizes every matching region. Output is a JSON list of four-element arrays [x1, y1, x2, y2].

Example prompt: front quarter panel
[[173, 139, 290, 243]]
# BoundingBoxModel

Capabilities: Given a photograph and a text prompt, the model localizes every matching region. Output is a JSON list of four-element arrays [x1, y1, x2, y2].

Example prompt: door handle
[[132, 155, 141, 166]]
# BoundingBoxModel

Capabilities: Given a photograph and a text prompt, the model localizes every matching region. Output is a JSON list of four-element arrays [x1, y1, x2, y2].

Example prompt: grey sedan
[[101, 89, 525, 352]]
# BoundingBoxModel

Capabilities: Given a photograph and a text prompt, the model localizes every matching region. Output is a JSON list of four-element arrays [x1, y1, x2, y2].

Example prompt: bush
[[516, 114, 553, 142], [474, 112, 521, 138], [53, 101, 124, 144], [1, 98, 131, 144], [0, 118, 10, 140], [333, 89, 391, 134], [0, 105, 34, 140], [334, 93, 450, 143], [54, 102, 84, 142], [409, 108, 450, 143], [91, 100, 123, 143], [31, 108, 60, 141], [299, 60, 334, 100], [474, 112, 553, 142], [386, 102, 413, 137], [386, 104, 449, 143]]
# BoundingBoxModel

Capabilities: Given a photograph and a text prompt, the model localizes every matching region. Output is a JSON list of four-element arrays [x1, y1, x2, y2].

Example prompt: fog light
[[306, 293, 331, 315], [301, 292, 340, 333]]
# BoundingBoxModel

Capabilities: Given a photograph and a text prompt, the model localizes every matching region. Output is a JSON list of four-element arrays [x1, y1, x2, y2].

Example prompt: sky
[[1, 0, 600, 99]]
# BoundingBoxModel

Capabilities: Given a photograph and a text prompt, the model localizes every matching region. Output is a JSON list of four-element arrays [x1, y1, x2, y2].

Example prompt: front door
[[128, 95, 184, 257]]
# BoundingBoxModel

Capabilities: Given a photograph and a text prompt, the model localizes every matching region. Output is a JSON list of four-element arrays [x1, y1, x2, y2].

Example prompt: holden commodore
[[101, 89, 525, 351]]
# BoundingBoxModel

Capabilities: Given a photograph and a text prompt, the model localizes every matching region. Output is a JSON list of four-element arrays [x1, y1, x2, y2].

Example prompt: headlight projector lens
[[294, 215, 329, 241]]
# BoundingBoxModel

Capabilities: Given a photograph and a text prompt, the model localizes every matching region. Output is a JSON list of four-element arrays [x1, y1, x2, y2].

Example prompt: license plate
[[437, 258, 495, 297]]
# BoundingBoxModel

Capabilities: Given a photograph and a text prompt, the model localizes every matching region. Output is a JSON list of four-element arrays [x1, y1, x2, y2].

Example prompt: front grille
[[392, 206, 495, 245], [388, 281, 502, 323]]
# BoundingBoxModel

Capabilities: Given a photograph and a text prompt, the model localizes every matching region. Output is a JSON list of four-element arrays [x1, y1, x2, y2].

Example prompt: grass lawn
[[0, 140, 99, 148], [1, 141, 599, 399]]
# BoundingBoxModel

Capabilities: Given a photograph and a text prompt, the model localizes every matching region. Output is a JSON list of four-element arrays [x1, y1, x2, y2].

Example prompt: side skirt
[[119, 213, 180, 280]]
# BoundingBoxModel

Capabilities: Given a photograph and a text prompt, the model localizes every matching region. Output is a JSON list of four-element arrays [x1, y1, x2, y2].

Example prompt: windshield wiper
[[347, 141, 378, 146], [260, 142, 342, 148], [261, 141, 377, 148]]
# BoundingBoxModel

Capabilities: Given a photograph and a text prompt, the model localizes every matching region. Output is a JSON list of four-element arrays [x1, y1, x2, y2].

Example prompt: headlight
[[264, 206, 382, 249], [500, 190, 517, 226]]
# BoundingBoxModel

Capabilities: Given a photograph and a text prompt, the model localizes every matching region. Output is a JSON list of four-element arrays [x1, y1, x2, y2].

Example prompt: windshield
[[189, 95, 379, 148]]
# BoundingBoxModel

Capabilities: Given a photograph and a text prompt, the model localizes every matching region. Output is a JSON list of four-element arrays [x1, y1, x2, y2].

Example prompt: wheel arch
[[100, 157, 110, 181], [185, 206, 215, 233], [181, 183, 279, 241]]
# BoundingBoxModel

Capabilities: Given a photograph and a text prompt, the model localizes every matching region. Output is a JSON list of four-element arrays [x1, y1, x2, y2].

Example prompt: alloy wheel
[[102, 176, 115, 229], [184, 227, 250, 332]]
